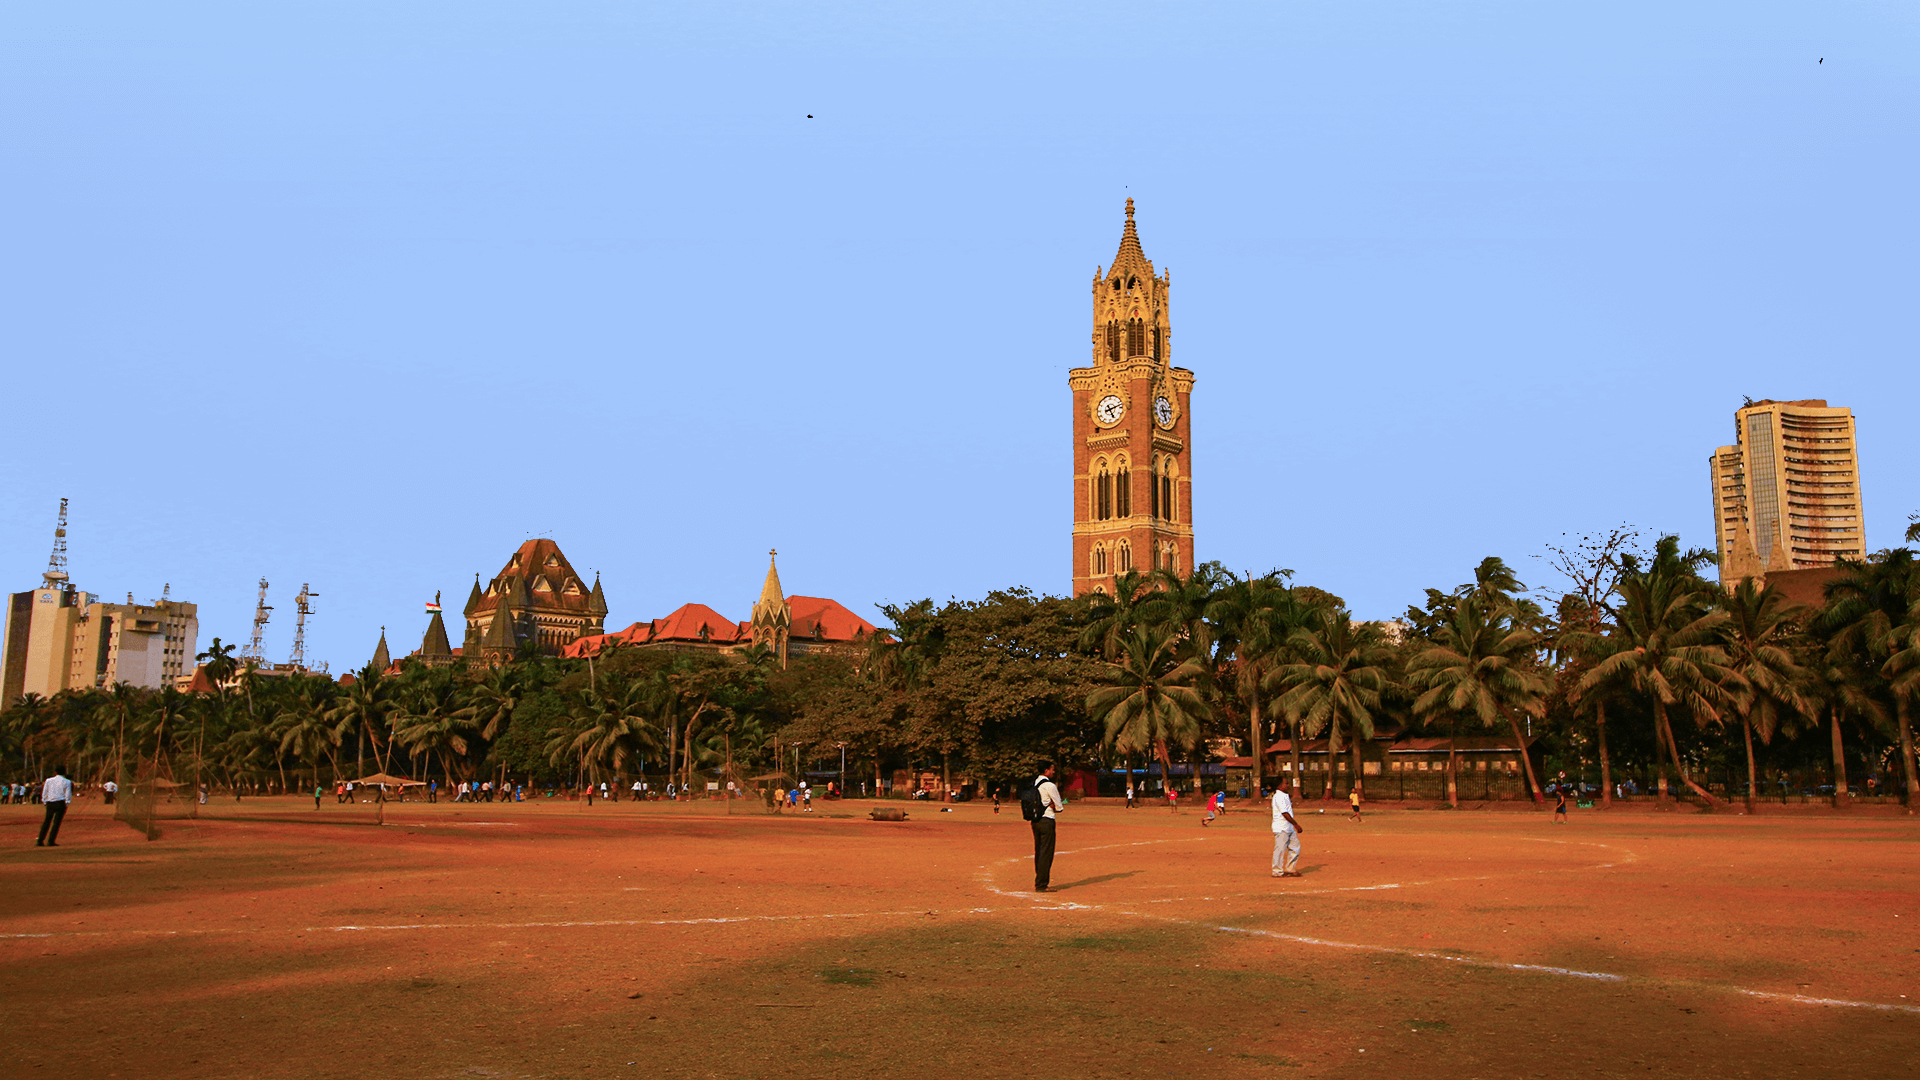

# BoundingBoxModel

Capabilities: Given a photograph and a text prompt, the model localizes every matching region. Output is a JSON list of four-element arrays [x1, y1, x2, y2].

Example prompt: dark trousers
[[37, 800, 68, 845], [1031, 816, 1056, 890]]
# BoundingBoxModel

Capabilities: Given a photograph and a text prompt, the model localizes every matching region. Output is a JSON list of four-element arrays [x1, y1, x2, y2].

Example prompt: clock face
[[1153, 396, 1174, 428], [1096, 395, 1125, 425]]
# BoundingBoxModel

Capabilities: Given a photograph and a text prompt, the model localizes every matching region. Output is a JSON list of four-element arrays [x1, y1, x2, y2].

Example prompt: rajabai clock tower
[[1070, 199, 1195, 595]]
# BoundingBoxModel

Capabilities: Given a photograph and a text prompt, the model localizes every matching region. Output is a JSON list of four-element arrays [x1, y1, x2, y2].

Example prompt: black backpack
[[1020, 778, 1046, 822]]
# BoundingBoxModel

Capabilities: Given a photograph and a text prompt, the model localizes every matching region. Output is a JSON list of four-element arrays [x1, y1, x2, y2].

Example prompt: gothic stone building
[[1070, 199, 1196, 595], [462, 539, 608, 662]]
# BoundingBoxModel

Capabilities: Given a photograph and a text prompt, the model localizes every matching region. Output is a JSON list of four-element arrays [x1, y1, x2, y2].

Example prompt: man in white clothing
[[37, 765, 74, 847], [1270, 785, 1303, 877]]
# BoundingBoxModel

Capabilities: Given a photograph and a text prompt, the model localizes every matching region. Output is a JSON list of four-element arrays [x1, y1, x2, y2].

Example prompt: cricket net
[[114, 757, 197, 840]]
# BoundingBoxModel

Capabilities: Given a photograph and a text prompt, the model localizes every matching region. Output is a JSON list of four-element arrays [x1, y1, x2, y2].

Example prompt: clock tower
[[1070, 199, 1195, 595]]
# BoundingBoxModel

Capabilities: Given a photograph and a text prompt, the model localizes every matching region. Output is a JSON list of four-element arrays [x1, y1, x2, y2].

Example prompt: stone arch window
[[1161, 462, 1177, 523], [1126, 318, 1145, 357], [1093, 544, 1108, 576], [1152, 323, 1162, 361], [1149, 455, 1161, 519], [1095, 460, 1113, 521], [1105, 321, 1121, 363], [1118, 541, 1132, 573], [1115, 457, 1131, 518]]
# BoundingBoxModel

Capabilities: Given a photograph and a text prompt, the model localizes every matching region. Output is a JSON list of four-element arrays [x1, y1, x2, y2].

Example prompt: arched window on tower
[[1115, 461, 1130, 518], [1093, 545, 1108, 576], [1105, 321, 1121, 363], [1118, 541, 1132, 573], [1096, 463, 1112, 521], [1127, 318, 1145, 357], [1149, 456, 1161, 519], [1162, 465, 1176, 523], [1152, 323, 1162, 361]]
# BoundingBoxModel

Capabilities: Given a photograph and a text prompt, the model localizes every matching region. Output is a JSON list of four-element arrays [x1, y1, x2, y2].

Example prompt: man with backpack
[[1022, 762, 1065, 892]]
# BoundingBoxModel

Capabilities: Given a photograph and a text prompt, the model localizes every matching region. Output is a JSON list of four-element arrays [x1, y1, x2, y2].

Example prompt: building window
[[1105, 321, 1121, 363], [1161, 468, 1175, 522], [1127, 318, 1145, 357], [1096, 465, 1112, 521], [1094, 546, 1108, 575], [1115, 464, 1130, 517], [1149, 457, 1160, 518], [1118, 542, 1131, 573]]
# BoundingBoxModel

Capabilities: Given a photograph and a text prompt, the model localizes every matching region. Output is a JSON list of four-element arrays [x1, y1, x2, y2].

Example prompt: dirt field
[[3, 794, 1916, 1079]]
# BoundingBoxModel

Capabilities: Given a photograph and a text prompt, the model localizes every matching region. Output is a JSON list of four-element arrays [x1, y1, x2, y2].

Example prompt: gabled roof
[[469, 539, 599, 617], [786, 596, 877, 642], [646, 603, 748, 645]]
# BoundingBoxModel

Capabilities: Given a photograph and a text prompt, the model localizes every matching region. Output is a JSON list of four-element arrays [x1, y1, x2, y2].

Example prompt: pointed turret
[[462, 574, 483, 617], [1109, 198, 1154, 282], [481, 596, 519, 658], [588, 572, 608, 617], [371, 627, 390, 672], [750, 549, 793, 668], [420, 592, 453, 665]]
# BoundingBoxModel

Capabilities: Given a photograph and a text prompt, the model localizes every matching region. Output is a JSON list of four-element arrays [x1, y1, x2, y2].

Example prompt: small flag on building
[[425, 600, 442, 614]]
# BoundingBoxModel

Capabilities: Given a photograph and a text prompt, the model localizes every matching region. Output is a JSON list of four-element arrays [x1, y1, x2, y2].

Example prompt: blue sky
[[2, 1, 1915, 671]]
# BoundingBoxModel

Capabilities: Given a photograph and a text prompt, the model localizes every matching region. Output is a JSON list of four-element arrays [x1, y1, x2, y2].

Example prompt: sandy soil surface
[[2, 794, 1916, 1079]]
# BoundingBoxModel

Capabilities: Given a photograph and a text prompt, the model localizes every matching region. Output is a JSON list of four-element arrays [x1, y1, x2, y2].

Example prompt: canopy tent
[[350, 773, 426, 787]]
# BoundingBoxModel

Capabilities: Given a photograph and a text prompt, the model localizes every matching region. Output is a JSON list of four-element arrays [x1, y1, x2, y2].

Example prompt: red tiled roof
[[1386, 736, 1533, 753], [786, 596, 877, 642], [645, 604, 748, 645]]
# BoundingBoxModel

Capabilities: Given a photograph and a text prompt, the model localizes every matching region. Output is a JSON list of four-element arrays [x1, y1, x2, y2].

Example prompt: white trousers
[[1272, 829, 1300, 873]]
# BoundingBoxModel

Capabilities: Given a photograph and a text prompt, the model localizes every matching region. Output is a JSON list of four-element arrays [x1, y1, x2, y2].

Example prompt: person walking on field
[[1028, 762, 1065, 892], [1271, 784, 1303, 878], [1125, 783, 1136, 809], [36, 766, 73, 847], [1553, 785, 1569, 824], [1348, 787, 1363, 822]]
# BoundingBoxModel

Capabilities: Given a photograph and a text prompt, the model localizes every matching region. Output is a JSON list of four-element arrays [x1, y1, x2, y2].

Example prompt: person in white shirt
[[37, 765, 74, 847], [103, 779, 118, 806], [1031, 762, 1065, 892], [1270, 785, 1304, 878]]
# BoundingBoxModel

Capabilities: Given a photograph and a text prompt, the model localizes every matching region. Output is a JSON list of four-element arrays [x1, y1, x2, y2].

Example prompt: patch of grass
[[1059, 933, 1153, 951], [1408, 1019, 1451, 1032], [819, 967, 877, 986]]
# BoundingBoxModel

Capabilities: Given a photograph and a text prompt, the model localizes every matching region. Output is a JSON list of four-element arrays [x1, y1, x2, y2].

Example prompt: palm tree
[[1268, 609, 1392, 802], [196, 638, 239, 693], [1087, 626, 1213, 809], [1716, 579, 1813, 814], [1879, 600, 1920, 810], [1576, 538, 1741, 809], [1206, 570, 1300, 795], [326, 664, 402, 778], [1076, 571, 1156, 660], [277, 688, 345, 787], [1818, 550, 1920, 806], [1409, 594, 1550, 808]]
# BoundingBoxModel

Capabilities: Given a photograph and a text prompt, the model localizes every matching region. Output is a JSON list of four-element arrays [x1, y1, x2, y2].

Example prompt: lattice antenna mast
[[288, 584, 318, 669], [42, 498, 71, 591], [244, 578, 273, 662]]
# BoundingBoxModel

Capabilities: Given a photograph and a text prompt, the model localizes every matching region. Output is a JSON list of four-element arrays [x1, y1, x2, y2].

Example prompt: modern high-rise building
[[2, 587, 198, 702], [1709, 398, 1866, 585], [1069, 199, 1196, 595]]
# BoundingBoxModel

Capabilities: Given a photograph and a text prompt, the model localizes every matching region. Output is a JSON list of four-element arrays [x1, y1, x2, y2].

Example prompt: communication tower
[[289, 584, 318, 669], [42, 498, 71, 590], [244, 578, 273, 663]]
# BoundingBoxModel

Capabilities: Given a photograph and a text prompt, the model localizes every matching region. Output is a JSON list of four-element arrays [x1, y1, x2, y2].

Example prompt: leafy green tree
[[1409, 594, 1547, 807], [326, 664, 403, 777]]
